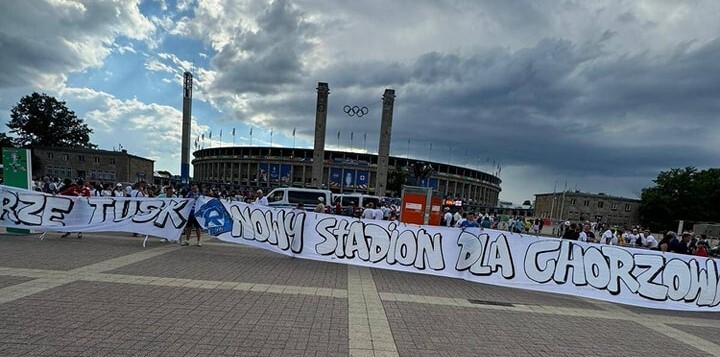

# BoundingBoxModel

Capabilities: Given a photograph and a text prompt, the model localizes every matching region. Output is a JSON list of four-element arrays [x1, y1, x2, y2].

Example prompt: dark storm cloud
[[244, 34, 718, 187], [208, 0, 316, 95]]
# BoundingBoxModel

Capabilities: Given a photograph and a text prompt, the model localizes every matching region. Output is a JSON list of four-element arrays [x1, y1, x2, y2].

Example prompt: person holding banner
[[181, 184, 202, 247], [59, 179, 91, 239]]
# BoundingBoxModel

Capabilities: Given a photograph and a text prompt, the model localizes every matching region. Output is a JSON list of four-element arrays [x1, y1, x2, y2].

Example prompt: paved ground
[[0, 231, 718, 357]]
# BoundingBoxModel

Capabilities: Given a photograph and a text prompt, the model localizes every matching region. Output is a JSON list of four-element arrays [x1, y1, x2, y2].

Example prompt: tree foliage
[[386, 166, 408, 196], [8, 92, 96, 149], [639, 167, 720, 231]]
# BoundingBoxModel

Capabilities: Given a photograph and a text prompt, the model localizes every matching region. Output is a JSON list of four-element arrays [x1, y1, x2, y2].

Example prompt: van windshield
[[288, 191, 325, 205]]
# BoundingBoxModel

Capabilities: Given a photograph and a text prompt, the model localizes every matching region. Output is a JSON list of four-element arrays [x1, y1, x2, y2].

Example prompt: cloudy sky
[[1, 0, 718, 204]]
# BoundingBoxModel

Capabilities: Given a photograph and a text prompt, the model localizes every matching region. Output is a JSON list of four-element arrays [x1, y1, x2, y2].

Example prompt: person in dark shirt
[[670, 232, 692, 254], [562, 223, 580, 240]]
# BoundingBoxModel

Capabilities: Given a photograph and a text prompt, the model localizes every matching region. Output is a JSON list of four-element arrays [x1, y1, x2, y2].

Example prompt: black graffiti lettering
[[345, 221, 369, 260], [88, 198, 116, 224], [16, 193, 48, 226], [366, 224, 390, 263], [395, 231, 417, 266], [113, 200, 138, 222], [416, 229, 445, 270], [663, 259, 691, 301], [41, 196, 73, 226], [314, 219, 444, 270], [132, 200, 165, 223], [0, 190, 20, 223], [252, 209, 270, 242], [602, 246, 640, 295], [316, 217, 338, 255], [553, 241, 587, 286], [626, 254, 668, 301], [584, 247, 610, 289], [227, 204, 304, 253], [524, 240, 561, 284], [456, 232, 514, 278], [152, 199, 188, 229], [685, 259, 720, 306], [0, 190, 73, 226]]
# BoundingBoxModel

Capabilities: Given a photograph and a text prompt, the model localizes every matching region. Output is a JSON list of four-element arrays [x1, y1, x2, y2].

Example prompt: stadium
[[191, 146, 501, 209]]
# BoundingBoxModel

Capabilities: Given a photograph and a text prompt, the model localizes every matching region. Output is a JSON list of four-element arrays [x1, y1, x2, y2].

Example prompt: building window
[[62, 154, 69, 161], [47, 152, 54, 159], [94, 156, 100, 163], [611, 203, 618, 211], [78, 155, 85, 162], [570, 198, 577, 205], [109, 158, 116, 165], [598, 201, 604, 208], [583, 200, 589, 207], [625, 203, 632, 212]]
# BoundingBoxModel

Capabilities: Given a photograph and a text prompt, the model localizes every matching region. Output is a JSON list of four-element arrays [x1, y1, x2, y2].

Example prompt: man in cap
[[442, 207, 453, 227], [254, 189, 268, 206], [314, 196, 326, 213]]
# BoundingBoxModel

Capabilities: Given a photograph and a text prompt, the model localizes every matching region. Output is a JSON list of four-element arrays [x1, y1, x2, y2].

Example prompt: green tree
[[385, 166, 408, 196], [639, 167, 720, 231], [8, 92, 96, 148], [0, 132, 16, 165]]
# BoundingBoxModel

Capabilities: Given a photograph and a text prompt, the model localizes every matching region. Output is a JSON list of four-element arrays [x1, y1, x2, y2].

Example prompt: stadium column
[[181, 72, 192, 185], [375, 89, 395, 197], [311, 83, 329, 188]]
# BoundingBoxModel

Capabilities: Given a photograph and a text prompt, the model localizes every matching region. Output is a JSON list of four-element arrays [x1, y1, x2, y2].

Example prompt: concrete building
[[534, 191, 640, 226], [32, 147, 154, 183], [191, 146, 501, 205]]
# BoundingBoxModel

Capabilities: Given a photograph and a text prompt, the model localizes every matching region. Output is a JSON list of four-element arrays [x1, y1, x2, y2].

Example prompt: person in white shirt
[[362, 203, 377, 219], [453, 208, 463, 226], [643, 229, 658, 249], [254, 189, 269, 206], [624, 229, 639, 247], [442, 207, 453, 227], [373, 202, 385, 220], [599, 225, 616, 244]]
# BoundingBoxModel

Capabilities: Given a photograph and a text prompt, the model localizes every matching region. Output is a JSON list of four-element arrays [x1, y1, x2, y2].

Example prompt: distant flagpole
[[407, 139, 410, 159], [219, 129, 223, 147], [428, 142, 432, 162], [270, 126, 274, 147], [363, 133, 367, 153], [232, 128, 235, 146], [350, 132, 354, 152], [249, 127, 253, 146], [292, 127, 296, 149], [337, 130, 341, 150]]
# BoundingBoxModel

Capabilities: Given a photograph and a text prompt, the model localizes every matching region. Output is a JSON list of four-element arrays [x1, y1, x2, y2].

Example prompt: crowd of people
[[25, 176, 717, 258], [557, 221, 712, 257]]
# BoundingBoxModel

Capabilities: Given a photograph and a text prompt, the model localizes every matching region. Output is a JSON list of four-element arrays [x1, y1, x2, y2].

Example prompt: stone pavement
[[0, 232, 718, 357]]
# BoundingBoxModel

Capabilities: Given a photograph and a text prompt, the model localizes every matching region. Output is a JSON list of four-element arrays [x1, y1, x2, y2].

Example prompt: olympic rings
[[343, 105, 369, 117]]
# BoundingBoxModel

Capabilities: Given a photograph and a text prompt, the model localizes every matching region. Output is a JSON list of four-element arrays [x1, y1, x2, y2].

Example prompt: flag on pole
[[201, 133, 205, 140], [220, 129, 223, 138], [249, 127, 253, 136], [337, 130, 341, 140], [209, 131, 212, 139], [232, 128, 235, 136], [292, 128, 296, 136], [351, 132, 354, 141], [363, 133, 366, 140]]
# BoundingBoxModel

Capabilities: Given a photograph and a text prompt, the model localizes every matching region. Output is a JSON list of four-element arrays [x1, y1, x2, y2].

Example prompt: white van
[[333, 193, 381, 216], [266, 187, 332, 211]]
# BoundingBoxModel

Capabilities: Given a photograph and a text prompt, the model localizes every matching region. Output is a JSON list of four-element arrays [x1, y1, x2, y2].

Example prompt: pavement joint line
[[377, 291, 720, 327], [0, 245, 179, 305], [347, 265, 399, 357], [586, 299, 720, 356]]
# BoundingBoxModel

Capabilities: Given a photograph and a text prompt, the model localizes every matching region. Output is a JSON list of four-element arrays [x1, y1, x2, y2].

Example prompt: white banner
[[194, 197, 720, 312], [0, 186, 193, 241]]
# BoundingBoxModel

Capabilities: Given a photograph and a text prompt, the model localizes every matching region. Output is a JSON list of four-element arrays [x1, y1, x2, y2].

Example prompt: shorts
[[186, 215, 200, 229]]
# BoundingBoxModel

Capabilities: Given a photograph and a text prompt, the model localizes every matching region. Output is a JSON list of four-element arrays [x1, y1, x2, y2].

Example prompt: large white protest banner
[[0, 186, 193, 240], [193, 197, 720, 312]]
